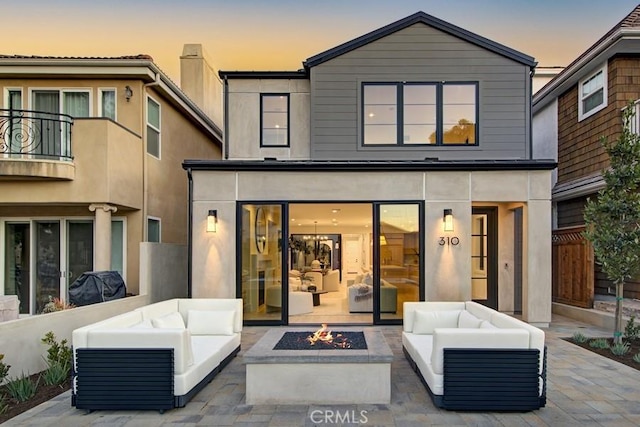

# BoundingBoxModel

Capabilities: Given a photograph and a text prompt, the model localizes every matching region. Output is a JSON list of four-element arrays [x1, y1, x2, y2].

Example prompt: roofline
[[533, 28, 640, 112], [218, 70, 308, 79], [304, 11, 537, 68], [183, 159, 557, 172], [0, 57, 223, 143]]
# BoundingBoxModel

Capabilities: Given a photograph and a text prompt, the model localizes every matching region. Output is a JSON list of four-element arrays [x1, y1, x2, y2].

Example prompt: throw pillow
[[130, 319, 154, 329], [412, 309, 460, 334], [188, 310, 235, 336], [458, 310, 482, 328], [151, 312, 186, 329], [363, 274, 373, 285], [480, 320, 497, 329]]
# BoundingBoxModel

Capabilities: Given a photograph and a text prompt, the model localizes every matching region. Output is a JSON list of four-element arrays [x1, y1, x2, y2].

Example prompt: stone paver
[[5, 315, 640, 426]]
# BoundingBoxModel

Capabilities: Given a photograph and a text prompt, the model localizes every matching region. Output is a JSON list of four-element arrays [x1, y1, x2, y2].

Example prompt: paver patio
[[6, 314, 640, 426]]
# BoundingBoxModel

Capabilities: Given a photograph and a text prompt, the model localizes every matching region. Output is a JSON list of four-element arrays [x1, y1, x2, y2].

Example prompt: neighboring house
[[185, 11, 555, 326], [0, 53, 222, 314], [533, 4, 640, 306]]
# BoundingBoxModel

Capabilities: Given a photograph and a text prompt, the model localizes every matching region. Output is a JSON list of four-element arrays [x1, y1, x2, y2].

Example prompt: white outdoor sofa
[[402, 301, 546, 411], [71, 298, 242, 412]]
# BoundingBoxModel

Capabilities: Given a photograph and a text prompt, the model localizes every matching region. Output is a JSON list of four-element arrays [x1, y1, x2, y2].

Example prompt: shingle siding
[[557, 57, 640, 184], [310, 23, 531, 161]]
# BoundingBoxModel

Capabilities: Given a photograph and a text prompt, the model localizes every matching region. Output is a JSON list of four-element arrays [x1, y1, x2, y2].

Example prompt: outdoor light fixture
[[207, 210, 218, 233], [443, 209, 454, 232], [124, 85, 133, 102]]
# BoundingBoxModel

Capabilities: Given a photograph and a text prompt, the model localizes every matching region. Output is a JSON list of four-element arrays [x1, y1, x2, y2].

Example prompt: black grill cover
[[69, 271, 126, 306]]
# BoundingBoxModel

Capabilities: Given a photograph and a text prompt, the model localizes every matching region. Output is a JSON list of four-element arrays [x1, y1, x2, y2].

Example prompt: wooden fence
[[552, 226, 594, 308]]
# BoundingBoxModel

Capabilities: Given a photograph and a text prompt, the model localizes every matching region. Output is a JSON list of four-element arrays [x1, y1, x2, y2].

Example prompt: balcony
[[0, 109, 75, 180]]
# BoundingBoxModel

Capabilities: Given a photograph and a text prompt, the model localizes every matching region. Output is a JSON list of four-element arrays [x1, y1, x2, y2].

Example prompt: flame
[[307, 323, 333, 345]]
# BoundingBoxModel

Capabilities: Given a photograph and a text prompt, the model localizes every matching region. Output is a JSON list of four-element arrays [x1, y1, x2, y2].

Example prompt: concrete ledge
[[553, 302, 618, 330]]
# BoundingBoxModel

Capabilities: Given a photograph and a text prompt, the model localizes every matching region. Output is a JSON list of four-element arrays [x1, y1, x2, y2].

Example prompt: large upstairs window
[[578, 63, 607, 121], [261, 94, 289, 147], [363, 82, 477, 146]]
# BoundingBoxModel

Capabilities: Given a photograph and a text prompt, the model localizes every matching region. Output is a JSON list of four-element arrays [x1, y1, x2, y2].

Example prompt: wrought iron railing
[[0, 109, 74, 160]]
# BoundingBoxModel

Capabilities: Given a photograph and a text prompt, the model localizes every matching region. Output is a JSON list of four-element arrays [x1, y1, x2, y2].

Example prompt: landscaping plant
[[589, 338, 610, 349], [611, 341, 631, 356], [5, 373, 38, 403], [584, 103, 640, 344], [40, 332, 71, 386], [625, 316, 640, 341], [572, 331, 588, 343], [634, 353, 640, 364], [0, 354, 10, 384]]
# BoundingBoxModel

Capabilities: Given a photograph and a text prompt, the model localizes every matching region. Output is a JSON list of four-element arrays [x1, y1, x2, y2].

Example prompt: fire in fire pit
[[273, 324, 367, 350]]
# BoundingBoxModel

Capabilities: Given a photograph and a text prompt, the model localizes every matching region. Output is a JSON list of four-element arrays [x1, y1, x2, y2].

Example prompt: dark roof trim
[[218, 70, 308, 79], [183, 159, 556, 172], [304, 11, 536, 68]]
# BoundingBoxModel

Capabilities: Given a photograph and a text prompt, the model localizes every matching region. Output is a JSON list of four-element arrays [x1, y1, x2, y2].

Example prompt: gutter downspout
[[529, 66, 534, 160], [141, 72, 161, 241], [223, 75, 229, 159], [187, 168, 193, 298]]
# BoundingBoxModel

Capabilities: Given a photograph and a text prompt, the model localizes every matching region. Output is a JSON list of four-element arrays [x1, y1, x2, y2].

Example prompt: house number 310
[[438, 236, 460, 246]]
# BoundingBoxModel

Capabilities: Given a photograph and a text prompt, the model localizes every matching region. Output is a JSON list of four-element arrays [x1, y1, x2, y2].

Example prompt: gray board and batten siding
[[309, 23, 533, 161]]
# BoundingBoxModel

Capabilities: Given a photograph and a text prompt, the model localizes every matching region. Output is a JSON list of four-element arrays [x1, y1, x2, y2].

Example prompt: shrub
[[41, 332, 72, 368], [0, 354, 10, 384], [572, 331, 588, 343], [41, 362, 69, 386], [0, 394, 7, 415], [625, 316, 640, 341], [634, 353, 640, 364], [589, 338, 610, 349], [5, 372, 39, 402], [42, 296, 75, 313], [610, 341, 631, 356]]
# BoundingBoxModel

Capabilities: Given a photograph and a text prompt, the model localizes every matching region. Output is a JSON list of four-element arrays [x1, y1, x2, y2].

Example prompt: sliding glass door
[[238, 204, 285, 324], [375, 203, 423, 323]]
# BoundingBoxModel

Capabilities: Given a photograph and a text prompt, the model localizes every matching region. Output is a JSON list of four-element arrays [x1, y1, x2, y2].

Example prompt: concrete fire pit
[[243, 327, 393, 404]]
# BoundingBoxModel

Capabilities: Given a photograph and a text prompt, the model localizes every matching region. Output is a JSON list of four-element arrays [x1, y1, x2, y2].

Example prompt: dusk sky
[[4, 1, 640, 82]]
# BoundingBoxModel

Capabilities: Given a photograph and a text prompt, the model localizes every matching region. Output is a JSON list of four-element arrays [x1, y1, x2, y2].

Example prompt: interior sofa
[[265, 283, 313, 315], [347, 275, 397, 313], [402, 301, 546, 411], [71, 298, 242, 412], [322, 269, 341, 292]]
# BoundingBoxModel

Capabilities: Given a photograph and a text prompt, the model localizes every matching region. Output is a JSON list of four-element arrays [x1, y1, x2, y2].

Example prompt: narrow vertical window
[[147, 96, 161, 158], [442, 84, 476, 144], [363, 84, 397, 145], [99, 89, 116, 120], [147, 217, 160, 243], [261, 94, 289, 146]]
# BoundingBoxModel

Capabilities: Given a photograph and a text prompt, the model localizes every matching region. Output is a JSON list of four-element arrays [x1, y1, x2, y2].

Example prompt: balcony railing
[[0, 109, 74, 161]]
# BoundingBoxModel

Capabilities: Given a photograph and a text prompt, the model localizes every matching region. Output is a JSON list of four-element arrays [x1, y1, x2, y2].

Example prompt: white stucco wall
[[191, 169, 552, 325]]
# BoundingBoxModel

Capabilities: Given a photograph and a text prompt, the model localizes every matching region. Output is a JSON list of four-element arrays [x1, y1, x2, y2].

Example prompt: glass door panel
[[239, 204, 284, 323], [32, 91, 61, 158], [35, 221, 61, 313], [67, 221, 93, 290], [471, 208, 497, 309], [377, 203, 422, 322], [111, 220, 124, 278], [4, 223, 30, 314]]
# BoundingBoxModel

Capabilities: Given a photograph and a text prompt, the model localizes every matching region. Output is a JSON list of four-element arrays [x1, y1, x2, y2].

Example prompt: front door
[[471, 207, 498, 309]]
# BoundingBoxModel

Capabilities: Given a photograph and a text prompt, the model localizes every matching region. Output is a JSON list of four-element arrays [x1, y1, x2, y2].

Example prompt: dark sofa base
[[403, 346, 546, 411], [72, 345, 240, 412]]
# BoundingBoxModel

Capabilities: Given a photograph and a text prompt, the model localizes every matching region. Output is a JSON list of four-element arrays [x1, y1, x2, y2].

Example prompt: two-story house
[[533, 4, 640, 307], [0, 53, 222, 314], [185, 12, 555, 326]]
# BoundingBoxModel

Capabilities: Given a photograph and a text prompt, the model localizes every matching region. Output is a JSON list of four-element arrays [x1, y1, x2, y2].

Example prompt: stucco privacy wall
[[191, 170, 552, 325]]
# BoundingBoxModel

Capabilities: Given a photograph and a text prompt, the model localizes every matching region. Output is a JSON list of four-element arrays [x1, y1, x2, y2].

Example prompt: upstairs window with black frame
[[363, 82, 477, 146], [261, 94, 289, 147]]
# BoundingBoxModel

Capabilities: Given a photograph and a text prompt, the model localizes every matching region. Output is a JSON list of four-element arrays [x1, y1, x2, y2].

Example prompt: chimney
[[180, 44, 223, 127]]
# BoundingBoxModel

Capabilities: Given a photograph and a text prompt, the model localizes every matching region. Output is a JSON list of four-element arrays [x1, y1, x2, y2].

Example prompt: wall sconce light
[[380, 235, 387, 245], [124, 85, 133, 102], [443, 209, 454, 232], [207, 210, 218, 233]]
